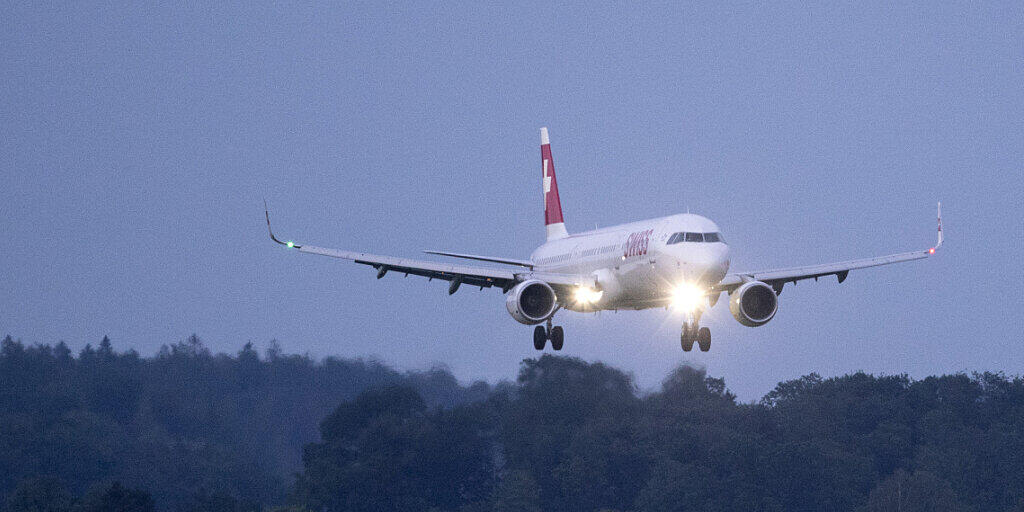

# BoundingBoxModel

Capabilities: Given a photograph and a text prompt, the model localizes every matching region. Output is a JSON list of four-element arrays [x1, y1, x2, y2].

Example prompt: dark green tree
[[501, 355, 641, 512], [293, 385, 493, 512], [3, 478, 72, 512], [491, 471, 541, 512], [862, 470, 964, 512], [185, 490, 260, 512], [76, 482, 153, 512]]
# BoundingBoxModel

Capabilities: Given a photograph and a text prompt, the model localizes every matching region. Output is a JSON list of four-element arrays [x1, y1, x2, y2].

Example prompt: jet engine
[[506, 280, 558, 325], [729, 280, 778, 327]]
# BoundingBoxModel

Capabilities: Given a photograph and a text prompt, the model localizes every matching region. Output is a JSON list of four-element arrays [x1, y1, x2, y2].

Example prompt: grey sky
[[2, 2, 1022, 400]]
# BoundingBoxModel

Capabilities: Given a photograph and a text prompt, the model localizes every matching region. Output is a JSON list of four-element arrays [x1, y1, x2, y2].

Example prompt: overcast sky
[[2, 2, 1022, 400]]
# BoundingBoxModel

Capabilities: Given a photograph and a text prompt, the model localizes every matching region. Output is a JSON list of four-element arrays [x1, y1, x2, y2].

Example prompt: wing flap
[[299, 245, 595, 292], [300, 245, 516, 286]]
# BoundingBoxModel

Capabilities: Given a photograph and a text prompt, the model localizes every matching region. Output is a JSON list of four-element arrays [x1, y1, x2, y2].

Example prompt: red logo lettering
[[624, 229, 654, 258]]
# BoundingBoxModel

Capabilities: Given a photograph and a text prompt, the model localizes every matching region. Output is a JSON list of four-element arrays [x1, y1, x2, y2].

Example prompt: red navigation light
[[929, 248, 935, 254]]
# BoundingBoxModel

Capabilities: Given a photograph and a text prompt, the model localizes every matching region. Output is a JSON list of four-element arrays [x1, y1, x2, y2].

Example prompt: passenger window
[[704, 232, 720, 243], [685, 232, 703, 242]]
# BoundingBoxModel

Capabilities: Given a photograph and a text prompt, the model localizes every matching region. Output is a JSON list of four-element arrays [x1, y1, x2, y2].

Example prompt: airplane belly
[[596, 262, 664, 310]]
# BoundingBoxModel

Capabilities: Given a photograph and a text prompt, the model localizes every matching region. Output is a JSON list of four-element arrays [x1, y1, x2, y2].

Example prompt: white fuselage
[[530, 213, 730, 311]]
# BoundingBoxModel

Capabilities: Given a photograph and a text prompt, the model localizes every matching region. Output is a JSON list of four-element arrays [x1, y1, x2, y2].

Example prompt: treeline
[[0, 335, 488, 511], [5, 335, 1024, 511], [287, 357, 1024, 512]]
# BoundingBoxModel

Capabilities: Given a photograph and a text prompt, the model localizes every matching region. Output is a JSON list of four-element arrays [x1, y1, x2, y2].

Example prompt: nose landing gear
[[533, 318, 564, 351]]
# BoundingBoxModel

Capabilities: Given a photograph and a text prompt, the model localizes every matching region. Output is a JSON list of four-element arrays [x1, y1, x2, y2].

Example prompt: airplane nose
[[673, 245, 729, 283]]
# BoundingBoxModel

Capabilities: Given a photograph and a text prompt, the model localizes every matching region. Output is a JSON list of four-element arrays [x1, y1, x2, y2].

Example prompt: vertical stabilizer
[[541, 127, 569, 240]]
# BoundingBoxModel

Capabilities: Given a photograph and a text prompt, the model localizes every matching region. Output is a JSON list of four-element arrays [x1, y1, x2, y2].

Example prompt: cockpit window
[[667, 231, 725, 244]]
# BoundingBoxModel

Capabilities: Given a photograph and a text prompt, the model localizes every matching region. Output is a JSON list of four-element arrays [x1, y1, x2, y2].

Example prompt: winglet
[[264, 200, 301, 249], [929, 201, 942, 254]]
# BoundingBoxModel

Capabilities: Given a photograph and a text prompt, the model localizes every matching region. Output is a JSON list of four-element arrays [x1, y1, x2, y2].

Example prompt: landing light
[[574, 286, 604, 304], [672, 282, 705, 312]]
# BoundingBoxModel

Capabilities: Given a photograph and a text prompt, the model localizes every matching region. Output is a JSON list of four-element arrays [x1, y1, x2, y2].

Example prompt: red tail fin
[[541, 127, 568, 240]]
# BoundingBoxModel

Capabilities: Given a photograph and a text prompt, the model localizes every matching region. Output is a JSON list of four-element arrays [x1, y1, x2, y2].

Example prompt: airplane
[[265, 127, 943, 352]]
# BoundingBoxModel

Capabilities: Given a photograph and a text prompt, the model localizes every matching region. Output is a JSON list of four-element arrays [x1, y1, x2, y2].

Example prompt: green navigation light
[[286, 241, 294, 248]]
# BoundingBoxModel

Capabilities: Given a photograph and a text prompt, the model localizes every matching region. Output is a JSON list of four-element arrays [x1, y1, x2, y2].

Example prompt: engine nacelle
[[506, 280, 558, 325], [729, 280, 778, 327]]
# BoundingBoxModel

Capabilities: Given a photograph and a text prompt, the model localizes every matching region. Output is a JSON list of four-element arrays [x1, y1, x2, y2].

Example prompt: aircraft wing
[[265, 206, 595, 294], [714, 250, 933, 293], [422, 250, 534, 269], [714, 203, 943, 294]]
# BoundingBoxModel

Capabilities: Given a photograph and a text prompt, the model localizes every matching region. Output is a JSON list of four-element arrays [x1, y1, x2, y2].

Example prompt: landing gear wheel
[[550, 326, 564, 351], [697, 327, 711, 352], [533, 326, 547, 350], [680, 323, 695, 352], [681, 335, 694, 352]]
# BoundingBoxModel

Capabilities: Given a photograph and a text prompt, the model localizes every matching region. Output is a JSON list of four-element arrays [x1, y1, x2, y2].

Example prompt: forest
[[3, 333, 1024, 511]]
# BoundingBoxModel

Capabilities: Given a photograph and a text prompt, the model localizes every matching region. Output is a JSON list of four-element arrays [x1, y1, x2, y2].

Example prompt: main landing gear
[[680, 310, 711, 352], [681, 323, 711, 352], [534, 318, 564, 351]]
